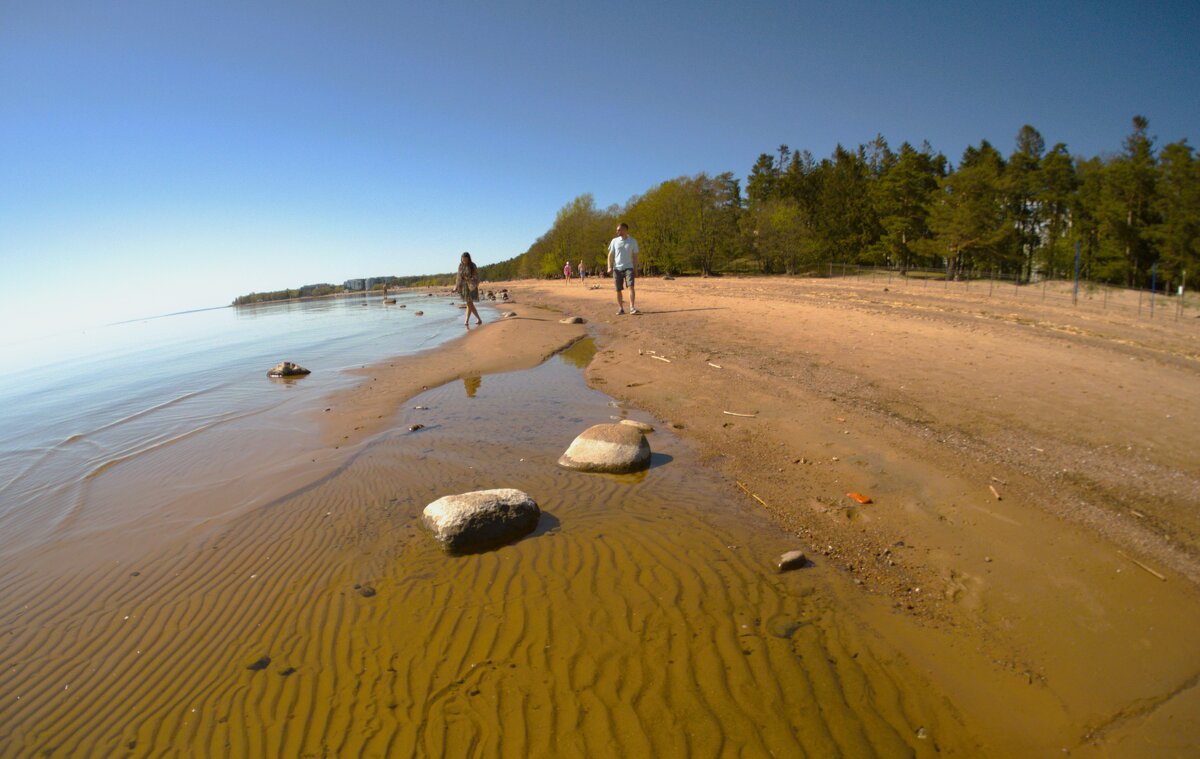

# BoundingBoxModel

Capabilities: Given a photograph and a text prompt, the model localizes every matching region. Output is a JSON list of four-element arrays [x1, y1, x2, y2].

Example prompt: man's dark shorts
[[613, 268, 635, 292]]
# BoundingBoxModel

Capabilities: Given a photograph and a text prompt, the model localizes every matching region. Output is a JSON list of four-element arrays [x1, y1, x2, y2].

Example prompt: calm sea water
[[0, 292, 471, 558]]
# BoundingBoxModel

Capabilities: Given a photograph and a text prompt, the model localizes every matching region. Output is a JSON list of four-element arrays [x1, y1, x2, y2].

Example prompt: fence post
[[1180, 270, 1187, 320], [1150, 263, 1157, 318], [1072, 241, 1080, 306]]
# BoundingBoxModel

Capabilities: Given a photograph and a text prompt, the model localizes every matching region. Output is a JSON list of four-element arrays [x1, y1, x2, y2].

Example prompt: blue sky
[[2, 0, 1197, 341]]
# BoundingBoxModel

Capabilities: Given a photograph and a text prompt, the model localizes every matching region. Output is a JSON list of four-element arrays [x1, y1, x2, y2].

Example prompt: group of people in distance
[[454, 221, 641, 327]]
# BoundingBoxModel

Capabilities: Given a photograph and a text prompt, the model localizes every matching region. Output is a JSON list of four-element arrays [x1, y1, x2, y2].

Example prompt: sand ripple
[[0, 362, 969, 756]]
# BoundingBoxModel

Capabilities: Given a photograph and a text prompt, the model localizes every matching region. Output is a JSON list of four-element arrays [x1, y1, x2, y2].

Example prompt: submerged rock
[[423, 488, 541, 554], [776, 550, 808, 571], [558, 423, 651, 474], [267, 361, 310, 378]]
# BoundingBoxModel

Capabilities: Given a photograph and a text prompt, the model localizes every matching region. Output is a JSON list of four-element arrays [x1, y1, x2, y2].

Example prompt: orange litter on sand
[[846, 492, 873, 504]]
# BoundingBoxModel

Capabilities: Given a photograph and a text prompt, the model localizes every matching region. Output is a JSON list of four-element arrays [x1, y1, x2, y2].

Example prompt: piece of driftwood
[[723, 411, 757, 418], [650, 355, 671, 363], [988, 485, 1002, 500], [735, 480, 768, 508], [707, 362, 723, 369], [1117, 550, 1166, 581]]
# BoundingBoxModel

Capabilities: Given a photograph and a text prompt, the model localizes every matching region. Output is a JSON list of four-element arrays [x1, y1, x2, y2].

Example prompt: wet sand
[[2, 287, 1198, 756], [505, 275, 1200, 755]]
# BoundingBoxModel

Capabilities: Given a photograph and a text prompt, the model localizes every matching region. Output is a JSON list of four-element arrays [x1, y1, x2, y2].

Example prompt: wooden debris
[[1117, 550, 1166, 581], [988, 485, 1002, 500], [846, 492, 872, 504], [650, 355, 671, 363], [1130, 510, 1146, 519], [990, 476, 1007, 485], [1031, 446, 1044, 453], [707, 362, 723, 369], [723, 411, 757, 418], [735, 480, 769, 508]]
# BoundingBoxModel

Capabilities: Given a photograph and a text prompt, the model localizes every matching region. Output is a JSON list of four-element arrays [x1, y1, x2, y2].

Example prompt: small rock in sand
[[423, 488, 541, 553], [246, 656, 271, 671], [559, 316, 586, 324], [776, 550, 808, 571]]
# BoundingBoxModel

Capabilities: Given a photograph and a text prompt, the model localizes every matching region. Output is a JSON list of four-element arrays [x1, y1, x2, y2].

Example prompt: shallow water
[[0, 293, 465, 559], [0, 340, 967, 756]]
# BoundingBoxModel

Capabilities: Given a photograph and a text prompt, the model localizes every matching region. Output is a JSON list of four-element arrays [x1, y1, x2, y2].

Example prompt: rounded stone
[[558, 423, 651, 474], [267, 361, 310, 378], [777, 550, 808, 571], [423, 488, 541, 554]]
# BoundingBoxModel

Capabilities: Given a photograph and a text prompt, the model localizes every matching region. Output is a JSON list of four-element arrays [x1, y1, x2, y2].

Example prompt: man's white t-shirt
[[608, 236, 639, 270]]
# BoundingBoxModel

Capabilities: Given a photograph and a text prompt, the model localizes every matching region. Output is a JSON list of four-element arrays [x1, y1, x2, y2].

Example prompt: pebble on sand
[[776, 550, 807, 571]]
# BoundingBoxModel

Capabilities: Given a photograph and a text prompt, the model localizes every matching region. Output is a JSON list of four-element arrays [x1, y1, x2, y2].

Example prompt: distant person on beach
[[456, 251, 483, 327], [578, 259, 587, 283], [563, 260, 574, 284], [607, 222, 639, 314]]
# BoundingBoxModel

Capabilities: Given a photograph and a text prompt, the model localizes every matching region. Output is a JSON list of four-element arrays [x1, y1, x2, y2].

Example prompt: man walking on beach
[[607, 222, 639, 315]]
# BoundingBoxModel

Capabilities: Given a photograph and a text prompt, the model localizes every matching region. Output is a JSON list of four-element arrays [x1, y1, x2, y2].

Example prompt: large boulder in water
[[558, 423, 651, 474], [267, 361, 310, 378], [423, 489, 541, 553]]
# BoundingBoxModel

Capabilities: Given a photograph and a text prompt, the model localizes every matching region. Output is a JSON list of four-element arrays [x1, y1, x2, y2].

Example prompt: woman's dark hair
[[460, 251, 477, 274]]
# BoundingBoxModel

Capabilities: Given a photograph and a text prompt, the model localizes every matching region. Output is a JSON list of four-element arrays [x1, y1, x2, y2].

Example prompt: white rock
[[558, 424, 651, 474], [423, 489, 540, 553]]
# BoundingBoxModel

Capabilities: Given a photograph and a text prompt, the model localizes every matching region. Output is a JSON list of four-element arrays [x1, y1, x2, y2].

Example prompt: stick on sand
[[1117, 550, 1167, 581]]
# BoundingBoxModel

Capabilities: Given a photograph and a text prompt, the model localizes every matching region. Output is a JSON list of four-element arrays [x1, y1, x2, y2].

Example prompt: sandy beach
[[498, 274, 1200, 753], [2, 282, 1198, 756]]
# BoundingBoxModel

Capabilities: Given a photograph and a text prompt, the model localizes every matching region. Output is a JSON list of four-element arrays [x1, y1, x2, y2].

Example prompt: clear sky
[[2, 0, 1197, 342]]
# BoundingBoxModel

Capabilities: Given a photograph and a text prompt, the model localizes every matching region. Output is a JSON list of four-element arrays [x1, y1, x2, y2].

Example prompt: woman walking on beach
[[456, 252, 483, 327], [563, 260, 574, 285]]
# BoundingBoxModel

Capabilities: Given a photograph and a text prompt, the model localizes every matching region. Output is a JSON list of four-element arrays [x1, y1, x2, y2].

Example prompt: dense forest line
[[232, 275, 436, 305], [479, 117, 1197, 292]]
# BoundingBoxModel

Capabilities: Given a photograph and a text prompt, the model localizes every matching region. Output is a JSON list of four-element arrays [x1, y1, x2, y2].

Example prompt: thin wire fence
[[824, 263, 1197, 324]]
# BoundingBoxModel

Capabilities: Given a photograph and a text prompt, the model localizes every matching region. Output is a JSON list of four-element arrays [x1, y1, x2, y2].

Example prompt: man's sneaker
[[629, 308, 640, 314], [616, 308, 625, 315]]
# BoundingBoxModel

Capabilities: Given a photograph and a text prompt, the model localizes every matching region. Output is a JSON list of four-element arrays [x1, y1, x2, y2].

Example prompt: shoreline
[[492, 274, 1200, 752], [3, 278, 1198, 753], [315, 302, 587, 449]]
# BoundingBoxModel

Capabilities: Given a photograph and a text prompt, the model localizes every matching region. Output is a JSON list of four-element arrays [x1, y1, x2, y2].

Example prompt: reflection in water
[[558, 337, 597, 369], [463, 375, 482, 397]]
